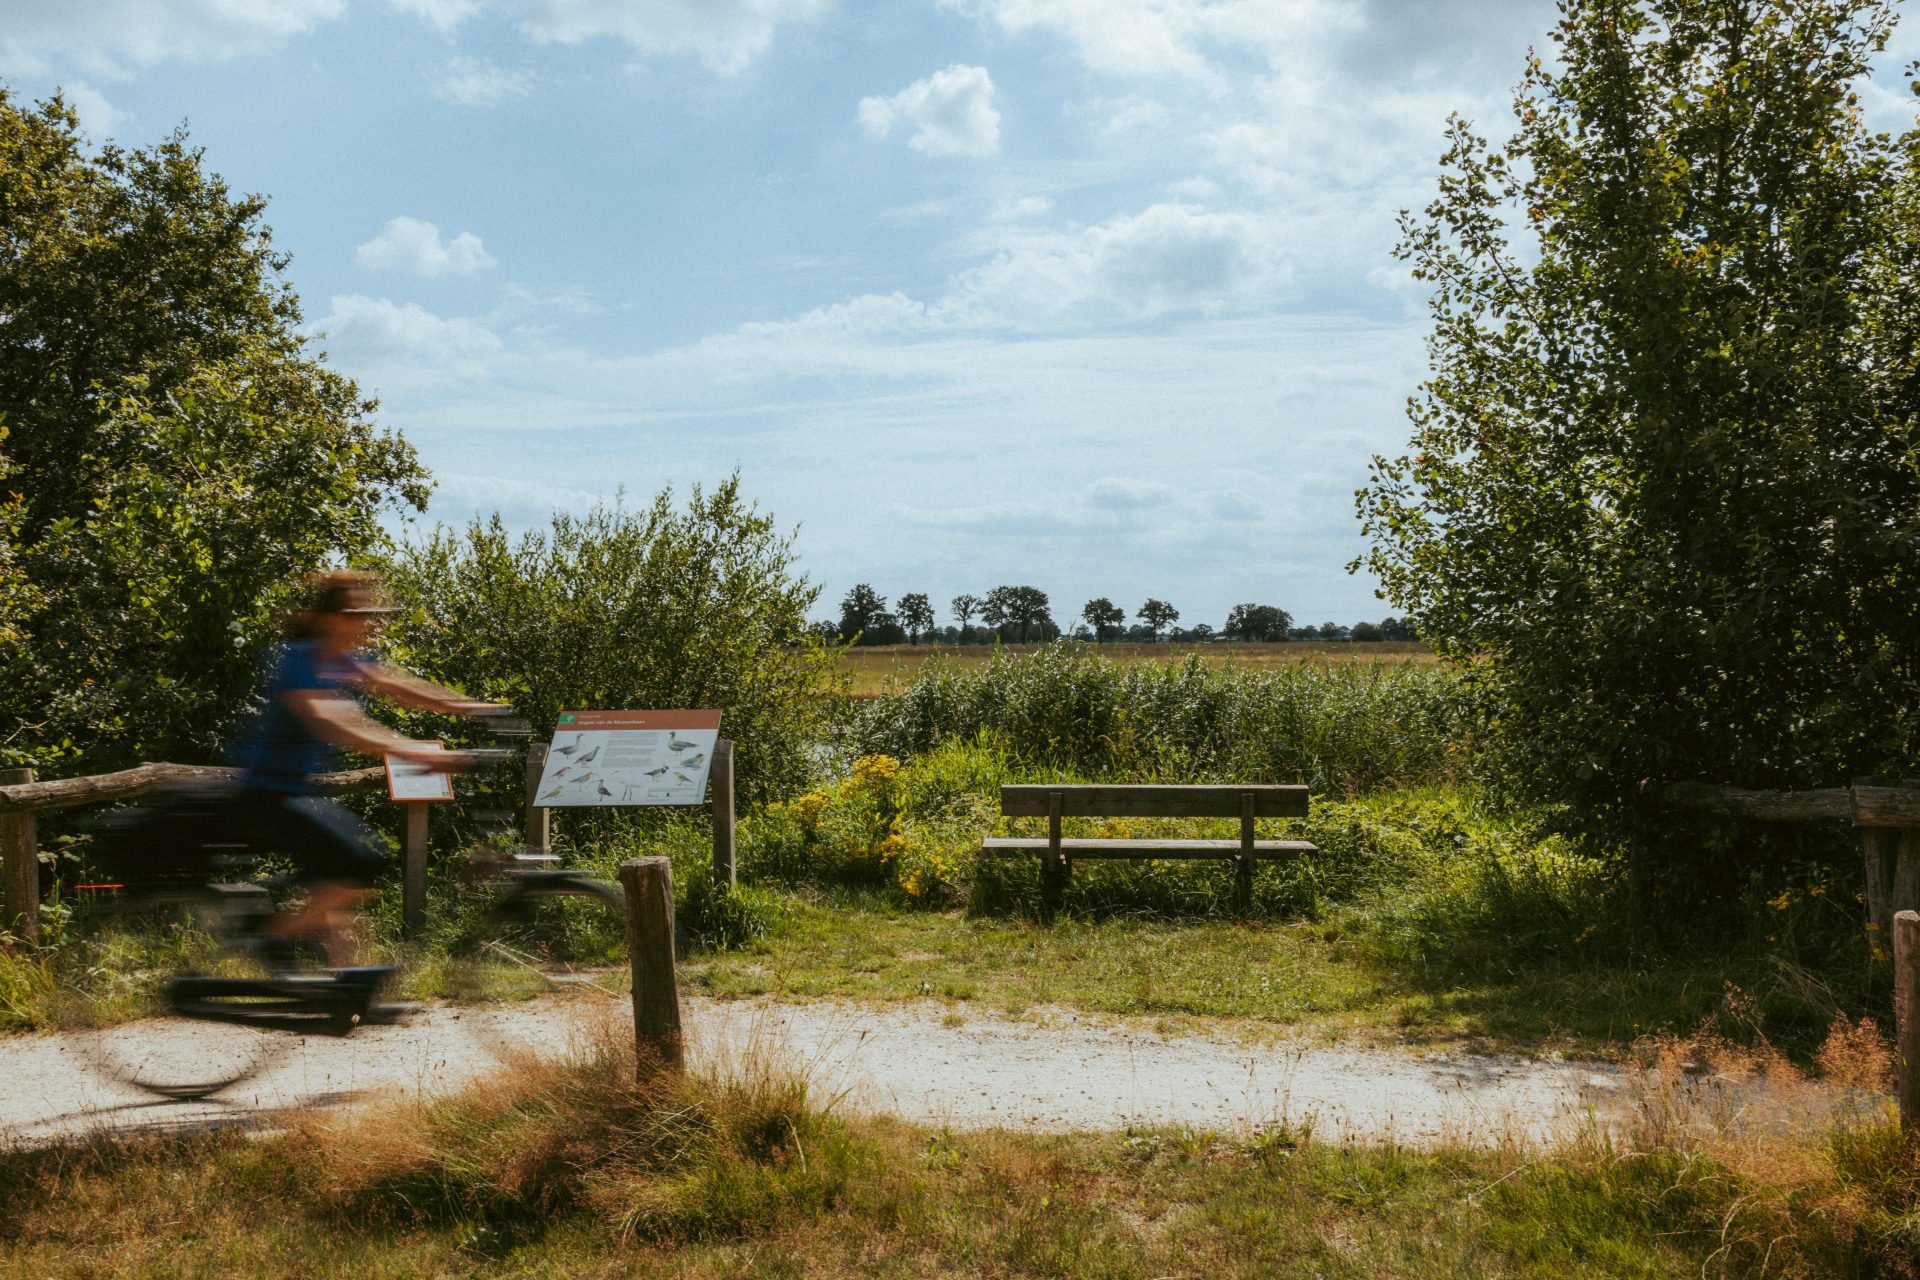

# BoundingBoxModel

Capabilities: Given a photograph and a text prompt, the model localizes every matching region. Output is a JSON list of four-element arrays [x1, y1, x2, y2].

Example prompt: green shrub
[[379, 476, 844, 821]]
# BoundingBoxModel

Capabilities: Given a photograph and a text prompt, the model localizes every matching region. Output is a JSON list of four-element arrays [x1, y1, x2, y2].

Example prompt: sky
[[4, 0, 1917, 632]]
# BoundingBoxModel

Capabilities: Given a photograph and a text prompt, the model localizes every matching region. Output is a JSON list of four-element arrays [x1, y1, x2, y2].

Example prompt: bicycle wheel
[[435, 872, 630, 1053], [74, 884, 307, 1102]]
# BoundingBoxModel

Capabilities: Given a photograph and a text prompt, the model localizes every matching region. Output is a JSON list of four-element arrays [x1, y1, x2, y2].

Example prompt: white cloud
[[0, 0, 342, 76], [963, 0, 1358, 86], [951, 201, 1290, 324], [429, 56, 536, 106], [991, 194, 1053, 220], [1164, 175, 1218, 200], [311, 295, 504, 382], [391, 0, 481, 31], [59, 82, 125, 139], [1085, 477, 1177, 510], [859, 64, 1001, 157], [356, 217, 498, 276], [514, 0, 827, 75]]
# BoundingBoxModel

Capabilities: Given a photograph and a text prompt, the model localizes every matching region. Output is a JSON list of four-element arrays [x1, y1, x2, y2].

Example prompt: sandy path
[[0, 998, 1626, 1147]]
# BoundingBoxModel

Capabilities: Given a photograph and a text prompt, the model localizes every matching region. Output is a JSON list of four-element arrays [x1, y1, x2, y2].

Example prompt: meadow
[[4, 644, 1913, 1277], [836, 640, 1437, 698]]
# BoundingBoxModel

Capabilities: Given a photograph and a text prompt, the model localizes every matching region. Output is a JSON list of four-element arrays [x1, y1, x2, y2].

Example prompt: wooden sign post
[[711, 738, 736, 888], [385, 744, 455, 936]]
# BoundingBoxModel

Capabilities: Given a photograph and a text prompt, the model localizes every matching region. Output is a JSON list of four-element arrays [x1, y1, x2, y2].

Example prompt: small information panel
[[534, 710, 721, 808], [385, 741, 455, 803]]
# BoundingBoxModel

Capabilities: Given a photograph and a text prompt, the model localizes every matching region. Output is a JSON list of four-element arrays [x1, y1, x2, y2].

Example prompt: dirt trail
[[0, 998, 1626, 1147]]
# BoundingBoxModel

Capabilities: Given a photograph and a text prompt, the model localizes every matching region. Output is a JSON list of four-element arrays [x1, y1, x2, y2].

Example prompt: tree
[[897, 593, 935, 644], [983, 585, 1054, 642], [837, 583, 888, 644], [1081, 597, 1125, 642], [383, 478, 839, 803], [1138, 599, 1179, 641], [1354, 0, 1920, 864], [0, 93, 427, 774], [951, 593, 982, 641], [1224, 603, 1293, 642], [1350, 621, 1383, 642]]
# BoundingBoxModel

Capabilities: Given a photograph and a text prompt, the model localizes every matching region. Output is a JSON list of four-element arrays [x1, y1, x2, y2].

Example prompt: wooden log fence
[[0, 761, 389, 946], [1655, 778, 1920, 1128]]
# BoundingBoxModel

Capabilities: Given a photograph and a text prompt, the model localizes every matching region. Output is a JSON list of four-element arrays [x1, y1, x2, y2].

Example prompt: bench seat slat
[[981, 837, 1318, 859]]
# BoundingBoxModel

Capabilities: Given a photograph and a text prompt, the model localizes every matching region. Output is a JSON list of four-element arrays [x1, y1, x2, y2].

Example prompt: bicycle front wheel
[[423, 872, 631, 1067]]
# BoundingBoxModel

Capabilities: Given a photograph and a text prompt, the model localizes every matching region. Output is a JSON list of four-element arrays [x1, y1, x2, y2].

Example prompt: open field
[[838, 641, 1438, 697]]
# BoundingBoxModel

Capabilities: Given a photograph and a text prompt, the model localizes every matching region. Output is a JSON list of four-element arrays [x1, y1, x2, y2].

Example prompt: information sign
[[533, 710, 722, 807], [385, 741, 455, 803]]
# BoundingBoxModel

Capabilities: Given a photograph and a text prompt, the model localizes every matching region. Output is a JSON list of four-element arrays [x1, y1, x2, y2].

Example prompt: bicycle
[[75, 733, 627, 1103]]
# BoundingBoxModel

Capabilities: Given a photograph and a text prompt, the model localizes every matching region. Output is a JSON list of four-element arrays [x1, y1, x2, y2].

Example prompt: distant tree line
[[824, 584, 1415, 647]]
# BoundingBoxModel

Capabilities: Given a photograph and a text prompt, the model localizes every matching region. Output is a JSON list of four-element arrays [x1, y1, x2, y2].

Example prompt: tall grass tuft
[[847, 642, 1468, 795]]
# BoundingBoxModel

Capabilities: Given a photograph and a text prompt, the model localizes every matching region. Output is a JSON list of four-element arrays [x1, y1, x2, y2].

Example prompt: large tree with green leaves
[[0, 93, 427, 774], [1355, 1, 1920, 860]]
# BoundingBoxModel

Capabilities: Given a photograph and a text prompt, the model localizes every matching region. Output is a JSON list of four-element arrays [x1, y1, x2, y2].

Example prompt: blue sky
[[6, 0, 1916, 632]]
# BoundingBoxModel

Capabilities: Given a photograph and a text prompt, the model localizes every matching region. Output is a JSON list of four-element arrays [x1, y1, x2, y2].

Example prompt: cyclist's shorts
[[233, 792, 387, 887]]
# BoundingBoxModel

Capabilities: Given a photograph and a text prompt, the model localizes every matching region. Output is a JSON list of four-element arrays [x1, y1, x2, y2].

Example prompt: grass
[[674, 887, 1880, 1059], [0, 1021, 1911, 1278], [839, 639, 1437, 697]]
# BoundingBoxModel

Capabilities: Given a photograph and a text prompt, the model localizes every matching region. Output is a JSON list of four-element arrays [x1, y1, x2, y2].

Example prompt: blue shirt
[[229, 641, 361, 794]]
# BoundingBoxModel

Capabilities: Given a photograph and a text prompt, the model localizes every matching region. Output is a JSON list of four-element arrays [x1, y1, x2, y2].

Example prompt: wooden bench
[[980, 784, 1316, 919]]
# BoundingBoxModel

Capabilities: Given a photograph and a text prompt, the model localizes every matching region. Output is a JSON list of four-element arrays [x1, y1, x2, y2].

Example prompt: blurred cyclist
[[228, 569, 506, 966]]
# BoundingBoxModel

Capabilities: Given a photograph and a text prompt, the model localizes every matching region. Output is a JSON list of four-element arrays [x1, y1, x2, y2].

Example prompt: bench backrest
[[1000, 784, 1307, 819]]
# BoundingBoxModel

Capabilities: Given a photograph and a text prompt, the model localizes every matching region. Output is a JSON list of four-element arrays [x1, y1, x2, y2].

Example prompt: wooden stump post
[[1896, 910, 1920, 1131], [401, 802, 429, 936], [710, 738, 736, 889], [618, 857, 684, 1076], [524, 742, 551, 855], [0, 767, 35, 946]]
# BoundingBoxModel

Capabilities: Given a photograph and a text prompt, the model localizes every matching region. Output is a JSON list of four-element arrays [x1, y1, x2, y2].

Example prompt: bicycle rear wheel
[[75, 884, 305, 1102]]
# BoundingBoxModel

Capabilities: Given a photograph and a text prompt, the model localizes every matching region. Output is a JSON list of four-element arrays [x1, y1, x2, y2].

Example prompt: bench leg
[[1233, 854, 1253, 916], [1041, 853, 1068, 923]]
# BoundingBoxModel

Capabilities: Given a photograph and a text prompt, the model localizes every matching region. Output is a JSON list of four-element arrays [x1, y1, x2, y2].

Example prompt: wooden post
[[1, 767, 35, 946], [1858, 777, 1898, 945], [1234, 791, 1256, 915], [524, 742, 551, 854], [618, 857, 684, 1076], [1041, 790, 1065, 923], [401, 802, 429, 936], [1895, 910, 1920, 1131], [710, 738, 736, 889]]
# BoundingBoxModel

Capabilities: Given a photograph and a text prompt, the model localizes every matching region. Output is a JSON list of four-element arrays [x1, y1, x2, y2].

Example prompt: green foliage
[[980, 584, 1054, 642], [849, 641, 1468, 795], [380, 477, 843, 805], [1224, 602, 1291, 641], [1081, 596, 1125, 641], [0, 91, 426, 773], [1355, 1, 1920, 866]]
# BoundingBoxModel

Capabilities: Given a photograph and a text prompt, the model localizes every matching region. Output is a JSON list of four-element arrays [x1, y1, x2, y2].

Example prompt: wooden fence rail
[[1656, 777, 1920, 1129], [0, 762, 385, 945]]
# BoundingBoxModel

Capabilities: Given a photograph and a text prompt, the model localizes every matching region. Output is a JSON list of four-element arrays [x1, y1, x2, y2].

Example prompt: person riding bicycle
[[227, 569, 506, 966]]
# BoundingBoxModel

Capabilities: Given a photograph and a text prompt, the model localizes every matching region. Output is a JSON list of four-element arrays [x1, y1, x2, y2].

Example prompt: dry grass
[[839, 640, 1438, 697], [1, 1012, 1914, 1277]]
